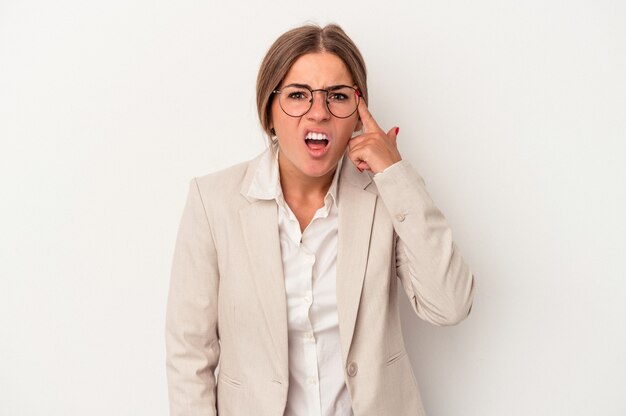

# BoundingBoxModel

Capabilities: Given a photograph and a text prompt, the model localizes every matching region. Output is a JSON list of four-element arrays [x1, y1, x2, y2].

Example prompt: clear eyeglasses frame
[[272, 84, 362, 119]]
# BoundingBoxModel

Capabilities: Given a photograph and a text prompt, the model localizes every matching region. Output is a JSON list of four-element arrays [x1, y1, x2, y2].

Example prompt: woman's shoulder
[[192, 151, 266, 202], [195, 160, 249, 188]]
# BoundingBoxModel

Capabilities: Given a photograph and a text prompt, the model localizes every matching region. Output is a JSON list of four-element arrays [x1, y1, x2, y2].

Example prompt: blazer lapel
[[336, 156, 377, 365], [239, 157, 289, 380]]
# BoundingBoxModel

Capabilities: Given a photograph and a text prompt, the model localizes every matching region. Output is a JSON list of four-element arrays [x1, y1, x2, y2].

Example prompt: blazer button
[[396, 213, 406, 222], [347, 362, 358, 377]]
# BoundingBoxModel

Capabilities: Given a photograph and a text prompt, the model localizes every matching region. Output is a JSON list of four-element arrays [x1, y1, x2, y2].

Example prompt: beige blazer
[[166, 151, 475, 416]]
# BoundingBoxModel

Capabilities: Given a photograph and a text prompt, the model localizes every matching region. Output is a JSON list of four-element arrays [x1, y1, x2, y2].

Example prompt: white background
[[1, 1, 625, 415]]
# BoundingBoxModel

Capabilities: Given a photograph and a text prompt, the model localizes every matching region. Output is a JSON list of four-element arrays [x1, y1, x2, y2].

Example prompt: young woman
[[166, 24, 475, 416]]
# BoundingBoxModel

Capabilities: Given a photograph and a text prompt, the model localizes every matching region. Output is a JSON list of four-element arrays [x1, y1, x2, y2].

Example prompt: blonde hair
[[256, 24, 368, 141]]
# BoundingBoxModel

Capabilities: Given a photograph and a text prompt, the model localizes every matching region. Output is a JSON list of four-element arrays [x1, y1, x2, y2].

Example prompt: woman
[[166, 23, 475, 416]]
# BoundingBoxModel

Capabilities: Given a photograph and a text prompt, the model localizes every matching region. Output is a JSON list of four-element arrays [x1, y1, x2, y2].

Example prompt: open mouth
[[304, 132, 329, 150]]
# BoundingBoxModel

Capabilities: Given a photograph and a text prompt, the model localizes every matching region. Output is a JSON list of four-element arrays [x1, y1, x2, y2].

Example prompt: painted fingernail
[[396, 127, 400, 135]]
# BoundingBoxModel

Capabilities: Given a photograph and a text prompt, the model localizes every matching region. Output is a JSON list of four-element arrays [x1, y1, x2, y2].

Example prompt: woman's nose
[[306, 91, 331, 121]]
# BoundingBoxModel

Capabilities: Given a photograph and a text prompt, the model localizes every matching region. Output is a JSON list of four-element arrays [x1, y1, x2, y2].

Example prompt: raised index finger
[[357, 99, 382, 133]]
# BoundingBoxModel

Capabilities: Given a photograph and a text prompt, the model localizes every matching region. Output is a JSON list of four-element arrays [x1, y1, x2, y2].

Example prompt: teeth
[[306, 132, 328, 141]]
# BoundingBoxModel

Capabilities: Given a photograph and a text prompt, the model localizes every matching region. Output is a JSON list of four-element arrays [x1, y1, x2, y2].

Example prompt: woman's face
[[270, 52, 360, 184]]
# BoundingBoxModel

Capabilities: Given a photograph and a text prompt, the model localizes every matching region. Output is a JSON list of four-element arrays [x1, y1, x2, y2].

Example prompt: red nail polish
[[396, 127, 400, 135]]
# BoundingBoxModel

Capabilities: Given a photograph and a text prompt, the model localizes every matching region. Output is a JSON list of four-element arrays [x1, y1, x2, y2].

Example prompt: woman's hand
[[348, 100, 402, 174]]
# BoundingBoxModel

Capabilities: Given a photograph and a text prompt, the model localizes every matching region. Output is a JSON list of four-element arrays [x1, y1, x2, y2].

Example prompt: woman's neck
[[279, 166, 334, 203], [276, 150, 337, 202], [276, 154, 338, 234]]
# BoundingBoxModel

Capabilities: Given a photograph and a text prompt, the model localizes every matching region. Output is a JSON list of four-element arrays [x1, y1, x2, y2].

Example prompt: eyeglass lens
[[277, 86, 359, 118]]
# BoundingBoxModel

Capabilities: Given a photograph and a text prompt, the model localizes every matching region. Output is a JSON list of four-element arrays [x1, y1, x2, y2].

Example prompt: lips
[[304, 131, 330, 153]]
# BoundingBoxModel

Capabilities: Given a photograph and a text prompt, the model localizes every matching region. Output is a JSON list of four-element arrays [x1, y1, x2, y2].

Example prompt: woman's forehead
[[282, 52, 353, 87]]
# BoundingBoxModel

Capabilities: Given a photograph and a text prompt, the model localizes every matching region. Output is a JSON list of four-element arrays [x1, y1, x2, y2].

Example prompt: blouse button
[[396, 213, 406, 222], [347, 362, 358, 377]]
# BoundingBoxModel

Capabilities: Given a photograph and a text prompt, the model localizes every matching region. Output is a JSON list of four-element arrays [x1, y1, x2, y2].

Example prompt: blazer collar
[[239, 150, 269, 202]]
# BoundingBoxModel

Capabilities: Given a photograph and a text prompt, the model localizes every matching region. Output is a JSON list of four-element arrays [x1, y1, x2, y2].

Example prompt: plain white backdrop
[[1, 1, 625, 415]]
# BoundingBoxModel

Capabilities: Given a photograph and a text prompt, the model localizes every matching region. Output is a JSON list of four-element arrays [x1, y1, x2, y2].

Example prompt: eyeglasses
[[272, 84, 361, 119]]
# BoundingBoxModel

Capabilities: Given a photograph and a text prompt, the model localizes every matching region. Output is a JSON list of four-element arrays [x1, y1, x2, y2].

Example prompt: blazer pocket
[[386, 350, 407, 366], [218, 370, 243, 389]]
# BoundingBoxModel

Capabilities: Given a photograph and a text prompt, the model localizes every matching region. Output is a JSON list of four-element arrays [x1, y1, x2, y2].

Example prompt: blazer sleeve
[[373, 160, 475, 326], [166, 178, 220, 416]]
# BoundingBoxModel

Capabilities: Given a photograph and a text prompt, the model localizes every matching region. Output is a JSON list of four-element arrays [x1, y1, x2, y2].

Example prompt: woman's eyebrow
[[327, 84, 351, 91], [284, 83, 312, 89], [284, 83, 352, 90]]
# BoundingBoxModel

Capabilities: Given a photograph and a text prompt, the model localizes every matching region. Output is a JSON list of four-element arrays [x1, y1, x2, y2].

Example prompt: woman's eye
[[329, 93, 349, 101], [287, 91, 308, 100]]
